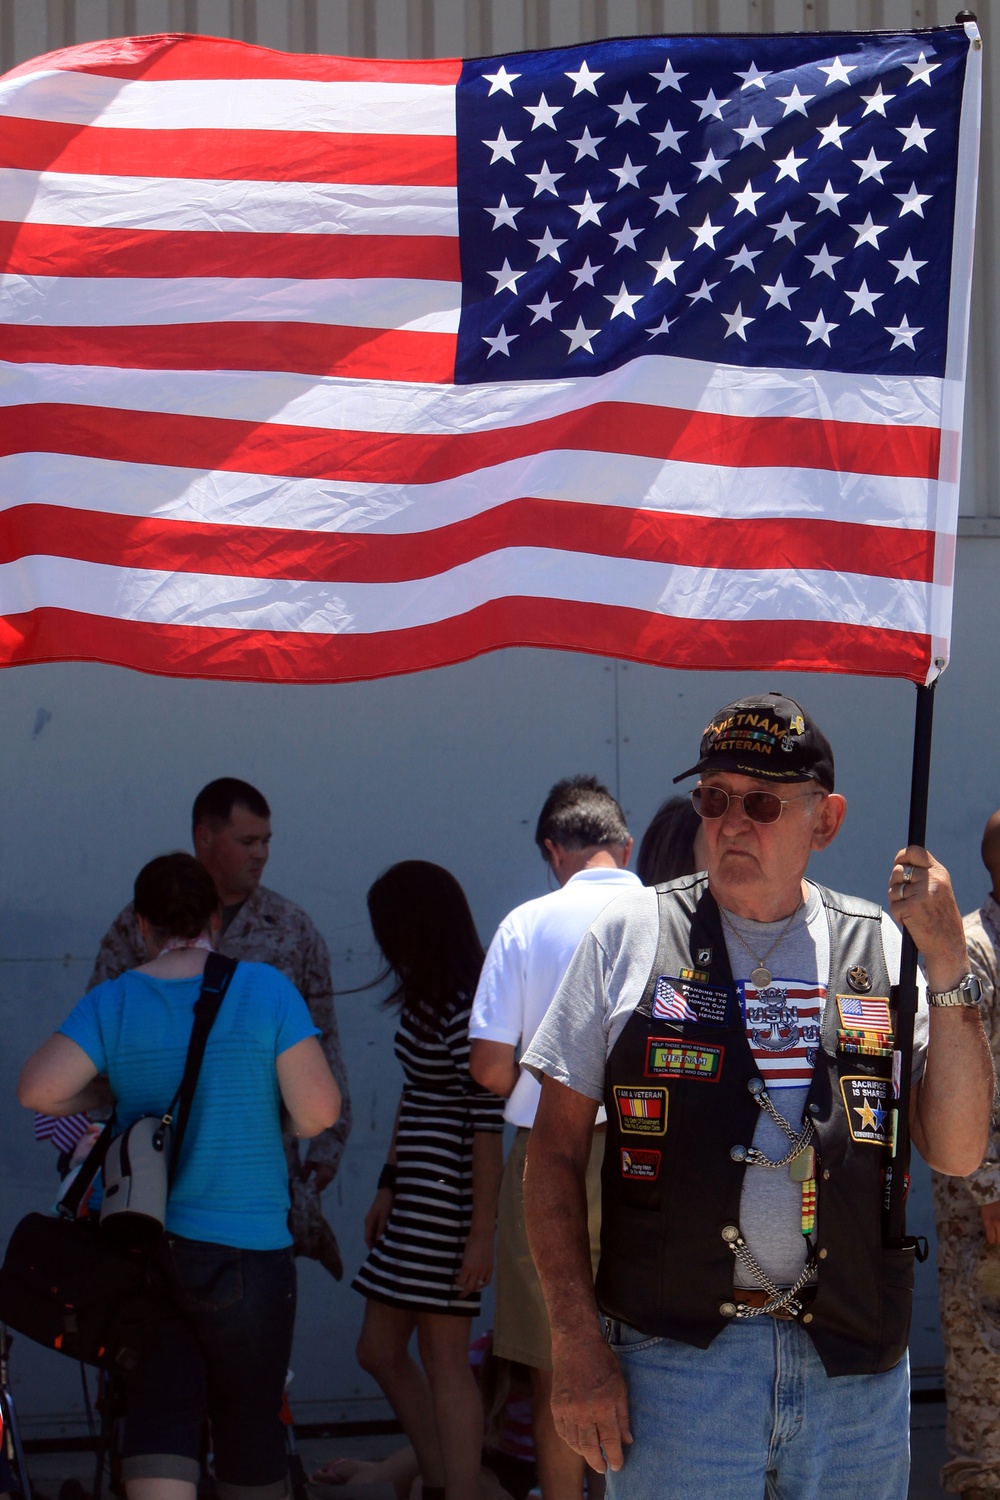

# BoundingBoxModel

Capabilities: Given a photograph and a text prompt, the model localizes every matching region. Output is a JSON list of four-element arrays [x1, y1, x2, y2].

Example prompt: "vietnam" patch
[[644, 1038, 724, 1082], [613, 1085, 667, 1136]]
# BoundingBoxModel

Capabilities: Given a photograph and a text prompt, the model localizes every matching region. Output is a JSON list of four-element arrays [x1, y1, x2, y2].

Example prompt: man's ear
[[810, 793, 847, 852], [192, 821, 211, 859]]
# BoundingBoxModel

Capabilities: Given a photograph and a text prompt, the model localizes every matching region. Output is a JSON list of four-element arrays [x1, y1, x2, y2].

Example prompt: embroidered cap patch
[[613, 1086, 667, 1136], [645, 1038, 723, 1082], [620, 1147, 661, 1181]]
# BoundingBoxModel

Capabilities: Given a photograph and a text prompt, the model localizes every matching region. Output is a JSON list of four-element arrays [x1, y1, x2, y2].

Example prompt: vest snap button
[[822, 1169, 830, 1180], [808, 1103, 821, 1115], [719, 1302, 737, 1318], [721, 1224, 740, 1243], [747, 1078, 764, 1096], [801, 1313, 814, 1324], [730, 1145, 748, 1162], [818, 1248, 828, 1259]]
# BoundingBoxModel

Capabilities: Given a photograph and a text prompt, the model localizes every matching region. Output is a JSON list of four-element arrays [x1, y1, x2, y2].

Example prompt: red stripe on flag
[[0, 325, 457, 382], [0, 604, 933, 684], [0, 503, 937, 585], [0, 404, 941, 483], [0, 118, 457, 186], [3, 38, 462, 85], [0, 224, 461, 282]]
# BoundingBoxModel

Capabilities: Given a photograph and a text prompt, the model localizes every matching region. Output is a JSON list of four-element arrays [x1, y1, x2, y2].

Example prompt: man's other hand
[[550, 1334, 633, 1473]]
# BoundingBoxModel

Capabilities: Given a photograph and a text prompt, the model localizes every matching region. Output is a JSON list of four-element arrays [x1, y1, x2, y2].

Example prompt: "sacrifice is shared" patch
[[840, 1076, 892, 1146]]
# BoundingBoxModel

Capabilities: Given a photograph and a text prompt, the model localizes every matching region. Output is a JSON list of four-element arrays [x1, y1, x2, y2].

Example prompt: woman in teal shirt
[[19, 852, 340, 1500]]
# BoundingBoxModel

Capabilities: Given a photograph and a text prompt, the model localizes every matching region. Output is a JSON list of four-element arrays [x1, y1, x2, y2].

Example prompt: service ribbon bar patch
[[613, 1085, 668, 1136]]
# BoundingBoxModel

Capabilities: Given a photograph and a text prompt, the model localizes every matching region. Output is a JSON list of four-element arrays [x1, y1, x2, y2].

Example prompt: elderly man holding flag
[[522, 691, 992, 1499]]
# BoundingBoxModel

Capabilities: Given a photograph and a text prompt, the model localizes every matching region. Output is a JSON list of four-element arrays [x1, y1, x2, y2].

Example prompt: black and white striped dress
[[352, 995, 505, 1315]]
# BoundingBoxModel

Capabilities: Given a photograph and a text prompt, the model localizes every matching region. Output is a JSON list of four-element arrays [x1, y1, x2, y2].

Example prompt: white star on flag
[[732, 182, 766, 216], [529, 227, 566, 261], [687, 278, 718, 303], [524, 94, 562, 129], [527, 292, 561, 323], [562, 316, 600, 352], [854, 148, 891, 184], [483, 325, 517, 356], [604, 283, 643, 319], [905, 51, 941, 87], [817, 117, 850, 149], [769, 213, 804, 243], [802, 310, 839, 345], [526, 161, 564, 196], [728, 244, 763, 272], [692, 215, 722, 249], [610, 155, 645, 189], [810, 180, 848, 214], [650, 122, 687, 153], [570, 256, 603, 288], [896, 183, 932, 217], [775, 149, 808, 182], [897, 117, 935, 151], [889, 249, 927, 283], [850, 213, 887, 248], [651, 183, 686, 216], [806, 244, 843, 279], [862, 84, 896, 117], [484, 128, 520, 164], [565, 60, 604, 95], [650, 58, 686, 91], [886, 314, 923, 349], [692, 148, 728, 182], [736, 62, 769, 90], [818, 56, 857, 86], [776, 84, 815, 116], [611, 220, 643, 252], [845, 279, 883, 315], [488, 259, 526, 294], [722, 302, 755, 340], [692, 88, 727, 121], [734, 116, 772, 150], [610, 92, 646, 125], [762, 274, 798, 309], [569, 190, 605, 226], [567, 126, 604, 161], [485, 195, 522, 230], [482, 64, 520, 95], [647, 250, 684, 284]]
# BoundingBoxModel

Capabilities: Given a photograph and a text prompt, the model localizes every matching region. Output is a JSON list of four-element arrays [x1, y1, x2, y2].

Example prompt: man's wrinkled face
[[697, 772, 831, 909], [194, 803, 272, 902]]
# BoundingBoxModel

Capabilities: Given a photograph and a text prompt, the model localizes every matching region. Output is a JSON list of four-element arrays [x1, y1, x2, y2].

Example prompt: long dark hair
[[366, 861, 484, 1035]]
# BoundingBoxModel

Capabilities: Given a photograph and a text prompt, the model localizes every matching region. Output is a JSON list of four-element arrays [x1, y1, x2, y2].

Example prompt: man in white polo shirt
[[470, 775, 641, 1500]]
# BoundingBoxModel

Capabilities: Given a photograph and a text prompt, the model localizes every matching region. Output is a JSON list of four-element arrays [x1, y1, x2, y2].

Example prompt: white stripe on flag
[[0, 275, 463, 332], [1, 170, 460, 237], [0, 452, 936, 533], [0, 554, 946, 635], [0, 72, 458, 136]]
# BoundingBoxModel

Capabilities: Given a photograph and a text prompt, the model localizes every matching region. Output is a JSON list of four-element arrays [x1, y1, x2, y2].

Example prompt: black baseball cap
[[673, 691, 835, 791]]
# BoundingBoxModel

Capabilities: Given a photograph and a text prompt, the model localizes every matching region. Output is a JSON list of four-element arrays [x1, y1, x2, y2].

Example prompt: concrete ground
[[15, 1407, 951, 1498]]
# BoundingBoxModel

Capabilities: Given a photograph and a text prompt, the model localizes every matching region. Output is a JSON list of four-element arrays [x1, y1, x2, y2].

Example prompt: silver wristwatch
[[927, 974, 983, 1008]]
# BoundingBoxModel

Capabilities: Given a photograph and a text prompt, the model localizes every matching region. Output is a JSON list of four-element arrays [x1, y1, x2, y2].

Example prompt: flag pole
[[884, 679, 937, 1247]]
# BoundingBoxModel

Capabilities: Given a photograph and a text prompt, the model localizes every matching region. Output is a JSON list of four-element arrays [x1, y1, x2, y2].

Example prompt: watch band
[[927, 974, 983, 1008]]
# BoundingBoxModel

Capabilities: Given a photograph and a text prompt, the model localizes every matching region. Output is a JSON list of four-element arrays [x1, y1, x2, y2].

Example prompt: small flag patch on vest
[[645, 1038, 724, 1082], [652, 978, 730, 1027], [620, 1147, 661, 1181], [613, 1086, 668, 1136]]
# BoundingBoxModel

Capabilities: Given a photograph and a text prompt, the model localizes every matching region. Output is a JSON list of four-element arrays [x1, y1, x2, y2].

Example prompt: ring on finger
[[902, 864, 914, 884]]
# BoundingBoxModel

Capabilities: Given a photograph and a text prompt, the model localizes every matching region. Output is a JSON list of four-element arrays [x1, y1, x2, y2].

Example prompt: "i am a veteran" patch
[[613, 1086, 667, 1136]]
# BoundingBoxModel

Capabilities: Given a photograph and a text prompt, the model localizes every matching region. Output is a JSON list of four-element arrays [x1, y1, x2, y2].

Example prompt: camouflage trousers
[[932, 1171, 1000, 1494]]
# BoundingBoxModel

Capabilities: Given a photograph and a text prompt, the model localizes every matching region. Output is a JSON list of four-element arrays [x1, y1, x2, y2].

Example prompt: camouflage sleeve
[[298, 922, 352, 1176], [87, 905, 146, 991], [961, 931, 1000, 1207]]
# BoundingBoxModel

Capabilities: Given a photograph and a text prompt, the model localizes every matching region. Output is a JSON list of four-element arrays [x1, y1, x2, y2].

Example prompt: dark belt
[[734, 1287, 817, 1321]]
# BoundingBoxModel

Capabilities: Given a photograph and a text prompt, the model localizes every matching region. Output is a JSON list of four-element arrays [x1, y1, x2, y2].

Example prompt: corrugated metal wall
[[2, 0, 997, 524]]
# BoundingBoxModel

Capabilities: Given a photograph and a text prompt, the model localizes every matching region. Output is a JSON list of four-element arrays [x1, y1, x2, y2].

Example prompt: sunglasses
[[691, 785, 823, 826]]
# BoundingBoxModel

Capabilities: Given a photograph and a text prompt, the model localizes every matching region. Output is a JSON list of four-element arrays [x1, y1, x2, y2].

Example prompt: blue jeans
[[605, 1317, 910, 1500], [120, 1236, 296, 1499]]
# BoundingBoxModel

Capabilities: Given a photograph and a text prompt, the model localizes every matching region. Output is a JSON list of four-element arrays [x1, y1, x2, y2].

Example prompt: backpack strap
[[165, 952, 238, 1184]]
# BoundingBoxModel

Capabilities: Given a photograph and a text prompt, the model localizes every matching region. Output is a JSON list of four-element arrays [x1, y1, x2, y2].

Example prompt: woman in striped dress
[[350, 862, 505, 1500]]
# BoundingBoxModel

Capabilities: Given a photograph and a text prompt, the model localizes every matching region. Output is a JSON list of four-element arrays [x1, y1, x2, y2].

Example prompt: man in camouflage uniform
[[932, 808, 1000, 1498], [90, 778, 351, 1269]]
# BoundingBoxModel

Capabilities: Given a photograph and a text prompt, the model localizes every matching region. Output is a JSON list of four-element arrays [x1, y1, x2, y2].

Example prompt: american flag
[[838, 993, 893, 1031], [33, 1109, 93, 1154], [652, 977, 699, 1023], [0, 25, 979, 684]]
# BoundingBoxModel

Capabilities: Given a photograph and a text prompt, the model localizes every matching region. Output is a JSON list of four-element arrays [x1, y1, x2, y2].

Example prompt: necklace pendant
[[751, 966, 772, 988]]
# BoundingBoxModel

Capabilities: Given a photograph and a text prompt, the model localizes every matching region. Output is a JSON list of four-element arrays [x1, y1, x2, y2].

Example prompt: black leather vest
[[596, 875, 915, 1377]]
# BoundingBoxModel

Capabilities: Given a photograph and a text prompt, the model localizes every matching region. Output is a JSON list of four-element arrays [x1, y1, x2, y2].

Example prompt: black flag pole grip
[[884, 680, 936, 1248]]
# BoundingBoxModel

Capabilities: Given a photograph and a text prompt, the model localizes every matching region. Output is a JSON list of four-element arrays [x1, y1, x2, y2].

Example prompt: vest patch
[[620, 1147, 661, 1181], [652, 976, 730, 1026], [679, 967, 709, 983], [645, 1037, 724, 1082], [840, 1076, 892, 1145], [740, 979, 824, 1088], [836, 994, 892, 1036], [613, 1085, 667, 1135]]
